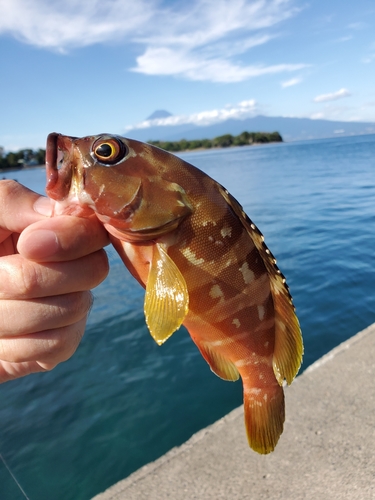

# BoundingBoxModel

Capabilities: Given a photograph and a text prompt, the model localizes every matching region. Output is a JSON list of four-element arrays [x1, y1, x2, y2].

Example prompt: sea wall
[[93, 323, 375, 500]]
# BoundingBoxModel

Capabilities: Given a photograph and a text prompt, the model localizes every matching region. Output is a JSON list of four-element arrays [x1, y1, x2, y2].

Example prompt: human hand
[[0, 180, 110, 383]]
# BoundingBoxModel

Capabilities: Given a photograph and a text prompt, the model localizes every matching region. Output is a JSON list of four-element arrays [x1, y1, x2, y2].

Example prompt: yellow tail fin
[[243, 384, 285, 454]]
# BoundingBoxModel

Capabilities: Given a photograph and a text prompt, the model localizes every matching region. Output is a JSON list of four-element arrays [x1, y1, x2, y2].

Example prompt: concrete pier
[[93, 323, 375, 500]]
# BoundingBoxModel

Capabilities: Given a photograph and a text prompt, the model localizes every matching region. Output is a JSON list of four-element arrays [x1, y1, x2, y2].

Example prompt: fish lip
[[46, 132, 59, 192], [45, 133, 77, 201]]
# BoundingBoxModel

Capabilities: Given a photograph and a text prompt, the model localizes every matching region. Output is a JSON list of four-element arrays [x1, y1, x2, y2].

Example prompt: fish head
[[45, 133, 193, 241]]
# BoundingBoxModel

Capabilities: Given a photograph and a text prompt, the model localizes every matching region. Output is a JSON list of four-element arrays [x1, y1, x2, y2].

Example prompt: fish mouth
[[46, 133, 59, 191], [45, 132, 76, 201]]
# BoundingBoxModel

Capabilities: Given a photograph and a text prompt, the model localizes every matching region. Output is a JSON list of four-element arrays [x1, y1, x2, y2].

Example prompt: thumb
[[0, 181, 53, 235]]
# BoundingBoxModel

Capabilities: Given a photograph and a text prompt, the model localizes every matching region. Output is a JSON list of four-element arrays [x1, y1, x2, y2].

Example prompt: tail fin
[[243, 384, 285, 454]]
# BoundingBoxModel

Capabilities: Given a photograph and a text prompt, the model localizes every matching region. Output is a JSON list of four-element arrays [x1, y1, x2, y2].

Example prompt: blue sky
[[0, 0, 374, 150]]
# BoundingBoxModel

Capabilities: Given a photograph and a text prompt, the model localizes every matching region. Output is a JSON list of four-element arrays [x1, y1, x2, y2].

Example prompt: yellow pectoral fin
[[144, 244, 189, 345]]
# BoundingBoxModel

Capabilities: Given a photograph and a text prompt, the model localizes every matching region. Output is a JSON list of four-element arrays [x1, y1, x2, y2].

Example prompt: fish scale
[[45, 132, 303, 454]]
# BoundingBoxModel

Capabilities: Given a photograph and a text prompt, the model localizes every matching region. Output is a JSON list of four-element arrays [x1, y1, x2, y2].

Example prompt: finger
[[0, 359, 47, 382], [0, 291, 93, 337], [0, 316, 88, 366], [0, 181, 52, 240], [17, 214, 110, 262], [0, 250, 109, 300]]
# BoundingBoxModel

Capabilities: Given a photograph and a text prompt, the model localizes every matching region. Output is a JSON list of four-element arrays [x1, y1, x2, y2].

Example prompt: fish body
[[46, 133, 303, 454]]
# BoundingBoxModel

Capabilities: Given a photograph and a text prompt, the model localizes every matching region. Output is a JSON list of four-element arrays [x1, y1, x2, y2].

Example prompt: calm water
[[1, 135, 374, 499]]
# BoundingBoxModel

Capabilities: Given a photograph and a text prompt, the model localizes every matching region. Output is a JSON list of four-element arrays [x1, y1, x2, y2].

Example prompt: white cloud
[[281, 77, 302, 88], [335, 35, 353, 43], [0, 0, 308, 82], [348, 22, 366, 30], [126, 99, 259, 130], [0, 0, 153, 50], [132, 0, 307, 82], [313, 88, 351, 103], [310, 103, 361, 122], [310, 112, 325, 120], [134, 47, 307, 82]]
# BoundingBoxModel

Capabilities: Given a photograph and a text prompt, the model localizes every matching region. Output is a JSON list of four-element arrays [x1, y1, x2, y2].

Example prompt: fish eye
[[92, 137, 127, 165]]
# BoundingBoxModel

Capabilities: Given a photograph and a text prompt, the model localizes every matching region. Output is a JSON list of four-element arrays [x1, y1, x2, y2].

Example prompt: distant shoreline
[[148, 130, 283, 154], [1, 164, 44, 174], [175, 141, 277, 154]]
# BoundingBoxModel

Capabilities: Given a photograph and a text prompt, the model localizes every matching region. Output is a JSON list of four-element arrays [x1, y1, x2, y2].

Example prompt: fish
[[45, 132, 303, 454]]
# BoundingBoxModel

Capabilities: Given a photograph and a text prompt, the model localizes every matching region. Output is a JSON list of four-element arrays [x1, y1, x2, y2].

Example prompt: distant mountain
[[146, 110, 173, 120], [126, 114, 375, 143]]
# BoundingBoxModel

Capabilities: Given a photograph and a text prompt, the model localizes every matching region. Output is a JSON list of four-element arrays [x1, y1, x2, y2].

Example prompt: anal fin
[[196, 342, 240, 381]]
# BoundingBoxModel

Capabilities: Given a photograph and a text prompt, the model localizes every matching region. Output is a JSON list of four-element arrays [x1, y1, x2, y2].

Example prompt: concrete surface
[[93, 323, 375, 500]]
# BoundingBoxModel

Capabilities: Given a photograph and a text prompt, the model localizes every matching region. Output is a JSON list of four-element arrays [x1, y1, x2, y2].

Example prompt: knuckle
[[15, 260, 43, 297], [0, 338, 25, 364], [44, 321, 86, 363], [65, 290, 93, 319], [95, 249, 110, 281], [84, 250, 109, 288], [0, 180, 25, 217], [0, 179, 20, 198]]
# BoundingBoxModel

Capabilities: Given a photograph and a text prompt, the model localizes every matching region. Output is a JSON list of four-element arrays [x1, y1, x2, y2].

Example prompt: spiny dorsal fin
[[144, 243, 189, 345], [217, 184, 303, 385]]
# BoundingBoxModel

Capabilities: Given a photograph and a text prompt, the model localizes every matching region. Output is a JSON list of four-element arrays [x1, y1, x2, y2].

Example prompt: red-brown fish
[[45, 133, 303, 454]]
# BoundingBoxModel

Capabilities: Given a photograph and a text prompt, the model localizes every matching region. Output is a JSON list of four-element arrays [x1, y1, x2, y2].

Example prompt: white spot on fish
[[232, 318, 241, 328], [235, 358, 247, 368], [220, 225, 232, 238], [248, 388, 262, 396], [209, 339, 224, 347], [239, 262, 255, 284], [181, 247, 205, 266], [203, 219, 216, 226], [209, 284, 224, 302], [249, 399, 263, 407], [258, 305, 265, 321], [264, 341, 269, 348], [263, 393, 268, 401]]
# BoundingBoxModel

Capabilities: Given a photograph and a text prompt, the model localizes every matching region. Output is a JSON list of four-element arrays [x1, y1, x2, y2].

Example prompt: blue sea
[[1, 135, 375, 499]]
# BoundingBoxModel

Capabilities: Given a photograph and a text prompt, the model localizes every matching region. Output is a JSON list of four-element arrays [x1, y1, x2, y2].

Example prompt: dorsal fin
[[217, 184, 303, 385]]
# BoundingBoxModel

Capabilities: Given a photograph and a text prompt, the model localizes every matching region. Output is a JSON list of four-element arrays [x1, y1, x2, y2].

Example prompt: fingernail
[[21, 229, 59, 259], [34, 197, 54, 217]]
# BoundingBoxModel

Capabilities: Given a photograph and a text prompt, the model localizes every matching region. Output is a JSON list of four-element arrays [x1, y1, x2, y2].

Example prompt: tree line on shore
[[0, 147, 45, 171], [0, 131, 282, 171], [149, 131, 283, 152]]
